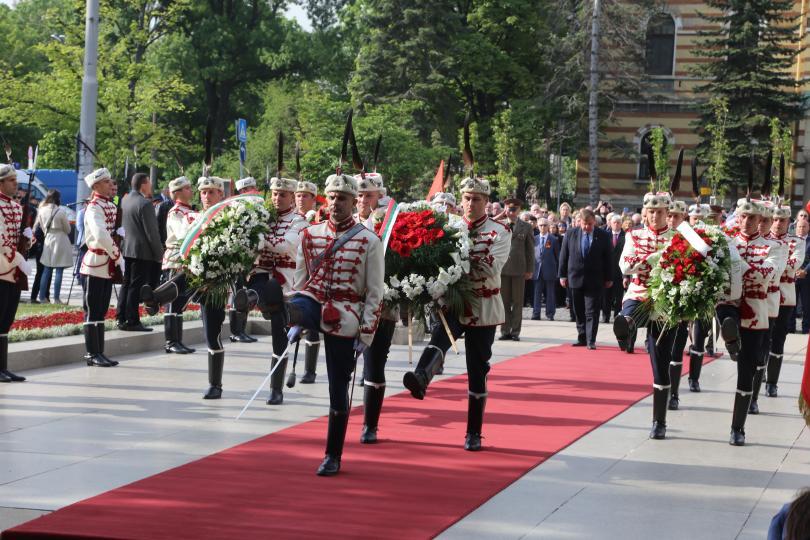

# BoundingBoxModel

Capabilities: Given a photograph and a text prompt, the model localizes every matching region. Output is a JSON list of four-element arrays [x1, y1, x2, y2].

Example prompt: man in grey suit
[[532, 218, 560, 321], [118, 173, 164, 331], [500, 198, 535, 341]]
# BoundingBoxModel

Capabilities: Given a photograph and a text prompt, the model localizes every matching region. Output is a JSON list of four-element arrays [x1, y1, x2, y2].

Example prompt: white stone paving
[[0, 313, 807, 539]]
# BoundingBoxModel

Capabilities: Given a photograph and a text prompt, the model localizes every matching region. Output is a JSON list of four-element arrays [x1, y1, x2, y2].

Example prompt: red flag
[[801, 335, 810, 426], [426, 160, 444, 201]]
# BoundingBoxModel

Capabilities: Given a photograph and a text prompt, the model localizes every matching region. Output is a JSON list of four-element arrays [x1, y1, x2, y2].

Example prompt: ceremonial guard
[[750, 201, 788, 414], [80, 168, 124, 367], [295, 178, 323, 385], [0, 164, 30, 381], [404, 177, 511, 450], [228, 176, 261, 344], [686, 203, 711, 393], [716, 198, 780, 445], [242, 141, 308, 405], [269, 163, 384, 475], [666, 200, 689, 411], [767, 204, 804, 397], [160, 176, 196, 355], [354, 169, 396, 444], [614, 192, 676, 439]]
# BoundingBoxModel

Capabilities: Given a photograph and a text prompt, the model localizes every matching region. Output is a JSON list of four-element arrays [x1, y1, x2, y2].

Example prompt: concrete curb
[[9, 319, 273, 372]]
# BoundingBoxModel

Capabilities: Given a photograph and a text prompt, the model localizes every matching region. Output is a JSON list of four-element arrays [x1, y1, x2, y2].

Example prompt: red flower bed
[[11, 304, 200, 331]]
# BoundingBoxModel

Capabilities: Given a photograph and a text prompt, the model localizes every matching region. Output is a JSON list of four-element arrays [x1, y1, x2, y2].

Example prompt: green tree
[[694, 0, 807, 185]]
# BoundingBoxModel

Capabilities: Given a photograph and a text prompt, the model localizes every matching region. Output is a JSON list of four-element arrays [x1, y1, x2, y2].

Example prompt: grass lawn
[[15, 302, 79, 318]]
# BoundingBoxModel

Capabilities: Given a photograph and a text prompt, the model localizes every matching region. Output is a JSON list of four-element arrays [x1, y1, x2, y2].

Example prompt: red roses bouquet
[[382, 202, 472, 316], [646, 224, 731, 326]]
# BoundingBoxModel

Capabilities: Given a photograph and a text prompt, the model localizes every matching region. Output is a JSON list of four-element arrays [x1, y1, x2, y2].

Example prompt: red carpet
[[2, 344, 709, 540]]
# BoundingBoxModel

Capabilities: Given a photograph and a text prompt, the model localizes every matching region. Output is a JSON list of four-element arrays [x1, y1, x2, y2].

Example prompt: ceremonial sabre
[[235, 338, 296, 420], [437, 309, 460, 355]]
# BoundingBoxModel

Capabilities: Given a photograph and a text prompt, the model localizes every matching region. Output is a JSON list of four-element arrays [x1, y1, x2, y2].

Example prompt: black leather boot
[[613, 316, 631, 351], [203, 350, 224, 399], [749, 366, 764, 414], [266, 355, 287, 405], [403, 345, 444, 400], [0, 335, 23, 381], [720, 317, 740, 360], [360, 383, 386, 444], [229, 310, 255, 343], [464, 393, 487, 451], [650, 387, 669, 440], [300, 338, 319, 384], [688, 348, 703, 392], [233, 287, 258, 314], [97, 324, 119, 366], [175, 316, 195, 354], [766, 352, 782, 397], [164, 315, 186, 354], [668, 361, 682, 410], [84, 323, 112, 367], [140, 274, 184, 316], [730, 391, 751, 446], [258, 278, 285, 320], [317, 409, 349, 476]]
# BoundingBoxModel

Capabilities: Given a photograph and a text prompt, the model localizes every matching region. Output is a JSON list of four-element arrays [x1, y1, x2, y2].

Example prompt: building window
[[638, 131, 654, 180], [645, 13, 675, 76]]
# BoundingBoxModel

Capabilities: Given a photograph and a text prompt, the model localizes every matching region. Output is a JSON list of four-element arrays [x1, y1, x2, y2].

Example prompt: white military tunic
[[80, 193, 120, 279], [721, 232, 780, 330], [619, 225, 674, 302], [764, 234, 789, 318], [459, 214, 511, 327], [0, 193, 25, 285], [162, 201, 195, 271], [252, 206, 307, 294], [774, 232, 805, 307], [294, 217, 384, 345]]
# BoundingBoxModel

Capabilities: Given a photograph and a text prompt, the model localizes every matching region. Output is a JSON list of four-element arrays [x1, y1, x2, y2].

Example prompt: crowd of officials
[[494, 198, 810, 346]]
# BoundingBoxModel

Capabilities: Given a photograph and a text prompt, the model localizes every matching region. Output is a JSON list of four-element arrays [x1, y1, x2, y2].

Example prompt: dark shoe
[[766, 383, 778, 398], [511, 336, 520, 342], [548, 316, 554, 321], [403, 370, 428, 400], [668, 393, 680, 411], [203, 386, 222, 399], [116, 321, 127, 330], [729, 428, 745, 446], [360, 426, 378, 444], [266, 388, 284, 405], [1, 370, 25, 382], [0, 371, 11, 382], [748, 400, 759, 415], [650, 421, 667, 440], [587, 344, 596, 350], [316, 455, 341, 476], [613, 316, 630, 351], [498, 334, 512, 341], [464, 433, 482, 451], [300, 372, 316, 384], [229, 333, 254, 343], [626, 343, 635, 354], [122, 323, 152, 332], [165, 342, 188, 354], [239, 332, 258, 343], [29, 299, 40, 304], [601, 316, 609, 323], [689, 379, 701, 393], [530, 315, 541, 321], [720, 317, 740, 360], [572, 341, 586, 347], [86, 354, 113, 367]]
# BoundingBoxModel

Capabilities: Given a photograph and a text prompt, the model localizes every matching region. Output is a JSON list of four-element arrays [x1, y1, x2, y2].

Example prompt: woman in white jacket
[[35, 190, 73, 303]]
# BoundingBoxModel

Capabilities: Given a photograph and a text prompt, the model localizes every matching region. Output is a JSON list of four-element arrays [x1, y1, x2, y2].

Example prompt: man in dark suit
[[532, 218, 560, 321], [499, 199, 535, 341], [558, 208, 613, 349], [794, 220, 810, 333], [602, 214, 625, 323], [118, 173, 164, 331]]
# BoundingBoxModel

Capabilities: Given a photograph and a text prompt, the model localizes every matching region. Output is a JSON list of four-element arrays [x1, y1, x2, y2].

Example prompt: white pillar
[[76, 0, 99, 203]]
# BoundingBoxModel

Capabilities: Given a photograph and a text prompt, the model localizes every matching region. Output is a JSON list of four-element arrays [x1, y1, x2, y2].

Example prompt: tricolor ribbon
[[378, 199, 400, 254], [179, 194, 265, 260]]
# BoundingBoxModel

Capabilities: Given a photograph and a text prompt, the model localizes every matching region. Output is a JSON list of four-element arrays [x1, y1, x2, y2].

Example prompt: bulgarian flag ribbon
[[378, 199, 400, 254], [801, 335, 810, 426], [179, 194, 264, 260]]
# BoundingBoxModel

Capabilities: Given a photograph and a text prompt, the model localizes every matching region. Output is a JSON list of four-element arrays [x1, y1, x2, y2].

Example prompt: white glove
[[22, 227, 33, 239], [116, 257, 125, 270], [353, 338, 368, 355], [18, 258, 32, 275], [116, 227, 126, 238], [287, 325, 302, 343]]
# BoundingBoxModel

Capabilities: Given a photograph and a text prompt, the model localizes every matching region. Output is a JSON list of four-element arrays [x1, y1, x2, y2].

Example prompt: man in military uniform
[[80, 168, 125, 367], [295, 179, 322, 384], [0, 164, 31, 381], [246, 175, 307, 405], [160, 176, 196, 355], [666, 200, 689, 410], [228, 176, 261, 344], [767, 205, 804, 398], [686, 203, 711, 393], [275, 172, 383, 475], [353, 172, 396, 444], [717, 199, 780, 445], [403, 177, 511, 451], [614, 192, 676, 439]]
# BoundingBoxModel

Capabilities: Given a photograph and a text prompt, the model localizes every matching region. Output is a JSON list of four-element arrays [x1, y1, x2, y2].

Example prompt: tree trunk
[[588, 0, 601, 207]]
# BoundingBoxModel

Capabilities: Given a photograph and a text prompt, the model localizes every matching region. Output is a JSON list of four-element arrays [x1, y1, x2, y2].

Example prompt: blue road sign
[[237, 119, 248, 143], [239, 141, 247, 164]]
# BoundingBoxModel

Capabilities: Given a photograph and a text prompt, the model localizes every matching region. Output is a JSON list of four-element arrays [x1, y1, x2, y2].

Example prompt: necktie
[[582, 233, 591, 257], [613, 233, 618, 247]]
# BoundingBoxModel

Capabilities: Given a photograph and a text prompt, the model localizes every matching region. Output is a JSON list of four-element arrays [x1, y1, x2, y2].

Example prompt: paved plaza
[[0, 314, 807, 539]]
